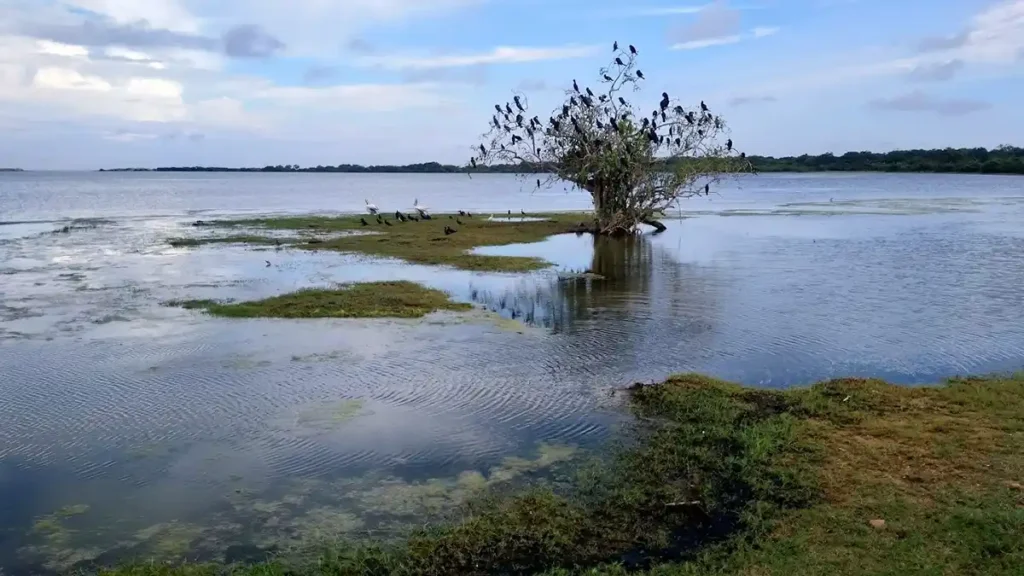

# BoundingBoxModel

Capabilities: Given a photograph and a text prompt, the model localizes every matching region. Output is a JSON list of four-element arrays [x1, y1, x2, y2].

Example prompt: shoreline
[[89, 371, 1024, 575]]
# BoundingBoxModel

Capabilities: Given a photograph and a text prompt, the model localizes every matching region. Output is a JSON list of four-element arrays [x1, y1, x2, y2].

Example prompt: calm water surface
[[1, 171, 1024, 571]]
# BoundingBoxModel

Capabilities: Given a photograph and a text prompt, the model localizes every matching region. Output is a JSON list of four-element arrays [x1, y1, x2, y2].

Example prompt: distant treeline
[[0, 168, 24, 172], [98, 146, 1024, 175]]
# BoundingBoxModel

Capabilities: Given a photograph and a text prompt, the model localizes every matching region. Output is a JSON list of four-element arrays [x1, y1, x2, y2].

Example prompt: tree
[[468, 42, 751, 235]]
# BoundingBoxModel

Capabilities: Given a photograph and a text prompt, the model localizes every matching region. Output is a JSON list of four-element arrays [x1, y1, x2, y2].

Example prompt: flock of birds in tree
[[468, 42, 745, 197]]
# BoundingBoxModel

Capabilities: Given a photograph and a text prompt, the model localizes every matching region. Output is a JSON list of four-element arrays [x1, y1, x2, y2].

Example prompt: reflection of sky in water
[[1, 171, 1024, 572]]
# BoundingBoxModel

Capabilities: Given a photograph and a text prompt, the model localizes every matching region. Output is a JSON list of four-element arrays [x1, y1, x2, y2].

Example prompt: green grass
[[171, 281, 472, 319], [168, 235, 290, 248], [171, 213, 590, 272], [94, 373, 1024, 575]]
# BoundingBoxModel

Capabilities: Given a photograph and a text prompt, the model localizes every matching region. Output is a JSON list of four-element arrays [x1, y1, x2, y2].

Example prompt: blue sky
[[0, 0, 1020, 168]]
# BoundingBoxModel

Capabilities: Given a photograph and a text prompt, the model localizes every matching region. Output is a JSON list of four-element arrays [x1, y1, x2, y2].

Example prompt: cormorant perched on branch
[[636, 69, 645, 80], [629, 44, 637, 55]]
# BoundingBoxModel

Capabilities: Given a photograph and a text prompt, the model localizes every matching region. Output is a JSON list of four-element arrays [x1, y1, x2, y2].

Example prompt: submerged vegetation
[[173, 213, 586, 272], [171, 281, 471, 319], [96, 372, 1024, 575]]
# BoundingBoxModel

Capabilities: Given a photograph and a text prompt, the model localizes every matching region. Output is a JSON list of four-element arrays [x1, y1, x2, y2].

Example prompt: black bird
[[536, 178, 541, 188], [698, 129, 705, 137], [599, 95, 608, 102], [395, 210, 402, 220], [410, 215, 419, 222], [648, 128, 658, 142], [629, 44, 637, 55], [467, 212, 473, 217], [516, 113, 523, 126], [384, 218, 392, 226], [508, 210, 512, 216], [674, 105, 684, 115], [459, 210, 466, 216], [521, 209, 526, 215], [618, 96, 627, 106], [494, 104, 502, 113], [552, 119, 561, 131], [641, 117, 649, 128], [660, 92, 669, 111], [570, 96, 577, 106], [514, 96, 525, 111], [492, 116, 499, 129], [511, 135, 522, 144], [726, 139, 733, 151], [615, 57, 624, 66], [479, 144, 486, 156], [376, 214, 383, 224], [675, 137, 681, 146], [685, 112, 696, 124], [449, 215, 453, 219], [562, 104, 570, 116], [581, 95, 593, 107], [360, 217, 369, 226], [506, 103, 514, 114], [635, 69, 645, 80], [265, 260, 271, 267], [456, 218, 464, 225], [610, 118, 619, 132], [705, 183, 710, 195], [444, 226, 456, 235], [573, 79, 580, 92], [470, 157, 477, 168], [586, 87, 594, 97], [571, 118, 582, 133], [661, 111, 667, 122], [504, 124, 512, 133], [603, 74, 614, 82], [701, 100, 709, 112], [596, 119, 604, 129], [613, 41, 619, 51], [740, 152, 746, 159]]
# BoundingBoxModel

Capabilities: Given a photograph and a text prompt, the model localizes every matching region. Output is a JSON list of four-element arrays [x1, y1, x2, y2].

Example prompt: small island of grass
[[171, 213, 588, 272], [172, 281, 472, 319]]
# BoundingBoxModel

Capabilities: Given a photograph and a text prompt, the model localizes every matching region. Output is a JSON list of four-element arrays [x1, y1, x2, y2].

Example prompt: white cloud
[[752, 26, 779, 38], [33, 67, 111, 91], [357, 45, 599, 70], [671, 27, 777, 50], [672, 35, 742, 50], [634, 5, 709, 16], [36, 40, 89, 58], [251, 83, 457, 112]]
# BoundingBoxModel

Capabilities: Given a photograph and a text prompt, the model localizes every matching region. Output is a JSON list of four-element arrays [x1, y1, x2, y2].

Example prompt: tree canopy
[[468, 42, 750, 234]]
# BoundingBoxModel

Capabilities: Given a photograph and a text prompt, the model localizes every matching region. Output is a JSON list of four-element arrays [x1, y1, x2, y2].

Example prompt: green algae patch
[[173, 281, 472, 319], [172, 213, 590, 272]]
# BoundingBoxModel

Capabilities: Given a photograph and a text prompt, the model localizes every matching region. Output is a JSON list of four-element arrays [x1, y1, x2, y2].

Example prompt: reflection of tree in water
[[468, 234, 720, 348]]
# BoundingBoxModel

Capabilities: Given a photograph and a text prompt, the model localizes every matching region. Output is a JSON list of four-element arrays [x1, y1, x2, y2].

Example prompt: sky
[[0, 0, 1021, 169]]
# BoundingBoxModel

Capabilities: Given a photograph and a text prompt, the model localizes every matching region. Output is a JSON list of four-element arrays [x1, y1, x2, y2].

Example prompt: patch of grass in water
[[176, 213, 590, 272], [94, 372, 1024, 576], [168, 235, 292, 248], [171, 281, 472, 319]]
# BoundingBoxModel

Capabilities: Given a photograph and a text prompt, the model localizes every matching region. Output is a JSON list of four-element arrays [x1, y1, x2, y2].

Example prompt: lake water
[[2, 171, 1024, 572]]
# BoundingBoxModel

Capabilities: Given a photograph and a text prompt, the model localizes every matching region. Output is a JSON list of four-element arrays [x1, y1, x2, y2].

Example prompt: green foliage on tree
[[468, 42, 751, 234]]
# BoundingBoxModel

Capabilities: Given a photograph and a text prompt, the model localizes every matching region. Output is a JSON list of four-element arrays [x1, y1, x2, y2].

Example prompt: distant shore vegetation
[[97, 146, 1024, 175]]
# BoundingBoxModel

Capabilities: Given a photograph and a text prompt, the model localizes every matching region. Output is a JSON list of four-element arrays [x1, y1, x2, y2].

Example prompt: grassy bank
[[170, 213, 588, 272], [97, 373, 1024, 575], [170, 281, 472, 319]]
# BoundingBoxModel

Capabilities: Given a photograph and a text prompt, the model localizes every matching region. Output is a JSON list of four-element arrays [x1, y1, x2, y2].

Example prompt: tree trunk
[[641, 218, 667, 233]]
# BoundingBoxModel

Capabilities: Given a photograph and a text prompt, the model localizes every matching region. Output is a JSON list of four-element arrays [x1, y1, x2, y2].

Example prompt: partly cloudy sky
[[0, 0, 1021, 169]]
